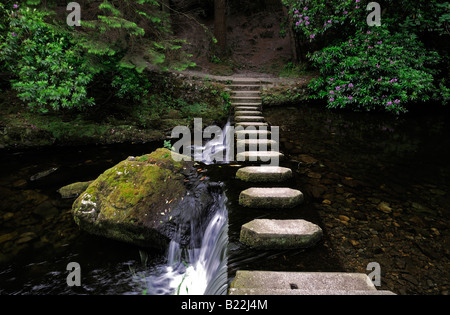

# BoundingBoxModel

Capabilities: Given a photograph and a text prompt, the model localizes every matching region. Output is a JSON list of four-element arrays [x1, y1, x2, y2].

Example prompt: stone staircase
[[228, 78, 395, 295]]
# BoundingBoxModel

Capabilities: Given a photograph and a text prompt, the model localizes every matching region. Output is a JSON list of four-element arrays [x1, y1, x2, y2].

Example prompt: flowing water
[[1, 103, 449, 295]]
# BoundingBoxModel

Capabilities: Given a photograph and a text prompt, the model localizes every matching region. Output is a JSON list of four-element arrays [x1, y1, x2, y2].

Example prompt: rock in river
[[72, 148, 219, 249]]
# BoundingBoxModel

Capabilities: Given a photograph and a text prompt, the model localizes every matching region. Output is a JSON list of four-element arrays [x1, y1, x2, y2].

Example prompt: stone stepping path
[[228, 78, 394, 295], [229, 271, 396, 295], [240, 219, 322, 250], [239, 188, 303, 209]]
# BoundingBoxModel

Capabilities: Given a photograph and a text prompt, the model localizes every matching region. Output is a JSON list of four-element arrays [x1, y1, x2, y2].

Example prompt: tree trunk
[[214, 0, 227, 54], [282, 2, 299, 63]]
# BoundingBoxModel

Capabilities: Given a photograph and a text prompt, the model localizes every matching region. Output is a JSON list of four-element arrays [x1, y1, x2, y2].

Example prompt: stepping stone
[[229, 271, 396, 295], [230, 85, 261, 91], [239, 219, 322, 249], [231, 97, 262, 104], [236, 151, 284, 163], [234, 111, 263, 116], [234, 106, 262, 111], [231, 101, 262, 108], [235, 130, 271, 138], [236, 166, 291, 182], [232, 91, 261, 98], [235, 116, 265, 122], [235, 122, 268, 128], [236, 139, 278, 150], [239, 188, 303, 208]]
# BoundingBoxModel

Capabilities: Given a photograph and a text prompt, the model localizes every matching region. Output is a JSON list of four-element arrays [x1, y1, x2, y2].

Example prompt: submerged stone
[[240, 219, 322, 249], [239, 188, 303, 208], [58, 181, 94, 199]]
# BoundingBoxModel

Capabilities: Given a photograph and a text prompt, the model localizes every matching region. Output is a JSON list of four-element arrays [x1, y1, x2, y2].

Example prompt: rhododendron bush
[[282, 0, 449, 113]]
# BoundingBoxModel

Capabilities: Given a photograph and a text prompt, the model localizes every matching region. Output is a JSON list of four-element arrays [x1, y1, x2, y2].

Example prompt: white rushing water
[[146, 194, 228, 295], [193, 120, 233, 165]]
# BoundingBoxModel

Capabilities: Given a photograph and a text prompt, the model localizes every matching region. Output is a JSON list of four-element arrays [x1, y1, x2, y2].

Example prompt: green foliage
[[282, 0, 449, 113], [0, 5, 94, 113], [308, 27, 443, 114]]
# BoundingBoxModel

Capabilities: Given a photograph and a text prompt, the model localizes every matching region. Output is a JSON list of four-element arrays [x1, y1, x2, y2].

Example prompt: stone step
[[236, 151, 283, 163], [232, 91, 261, 98], [239, 187, 303, 208], [234, 111, 263, 116], [229, 271, 393, 295], [231, 97, 262, 105], [234, 106, 262, 111], [229, 288, 396, 295], [235, 122, 268, 128], [240, 219, 322, 249], [236, 166, 291, 182], [232, 79, 262, 85], [234, 116, 265, 123], [232, 102, 263, 107], [231, 270, 384, 292], [230, 84, 261, 91], [235, 129, 271, 138], [236, 139, 278, 151]]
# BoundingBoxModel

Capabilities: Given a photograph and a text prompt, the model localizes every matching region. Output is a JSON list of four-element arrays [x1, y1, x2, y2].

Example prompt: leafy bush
[[308, 26, 442, 114], [0, 5, 94, 113]]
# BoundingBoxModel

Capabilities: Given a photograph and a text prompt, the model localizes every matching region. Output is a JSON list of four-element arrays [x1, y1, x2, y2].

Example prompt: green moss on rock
[[72, 148, 193, 249]]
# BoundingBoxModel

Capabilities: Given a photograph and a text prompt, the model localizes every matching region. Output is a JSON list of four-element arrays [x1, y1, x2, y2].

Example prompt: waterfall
[[141, 120, 231, 295], [145, 188, 229, 296], [193, 120, 233, 165]]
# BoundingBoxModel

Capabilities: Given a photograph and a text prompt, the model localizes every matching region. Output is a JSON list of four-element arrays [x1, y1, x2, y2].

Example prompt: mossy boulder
[[72, 148, 217, 249]]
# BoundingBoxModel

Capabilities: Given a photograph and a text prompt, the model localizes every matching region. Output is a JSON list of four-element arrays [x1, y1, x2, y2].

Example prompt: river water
[[0, 103, 449, 295]]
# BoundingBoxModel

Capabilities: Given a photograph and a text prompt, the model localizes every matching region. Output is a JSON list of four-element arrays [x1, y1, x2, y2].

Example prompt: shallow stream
[[1, 103, 449, 295]]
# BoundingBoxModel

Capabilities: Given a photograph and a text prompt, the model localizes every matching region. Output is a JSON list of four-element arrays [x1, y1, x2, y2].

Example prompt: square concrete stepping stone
[[234, 111, 263, 116], [240, 219, 322, 249], [229, 271, 396, 295], [233, 106, 262, 111], [235, 116, 265, 122], [239, 188, 303, 208], [236, 139, 278, 150], [234, 130, 271, 141], [236, 151, 284, 163], [235, 122, 268, 128], [236, 166, 292, 182]]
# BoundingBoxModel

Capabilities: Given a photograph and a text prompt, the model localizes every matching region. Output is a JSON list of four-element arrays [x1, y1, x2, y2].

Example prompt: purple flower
[[13, 4, 18, 9], [299, 19, 303, 24], [304, 7, 308, 10], [348, 83, 354, 88], [356, 0, 361, 2], [304, 16, 309, 20], [387, 101, 393, 106], [294, 10, 299, 14], [394, 99, 401, 104], [344, 11, 348, 14], [310, 34, 315, 39], [348, 96, 353, 100], [330, 91, 335, 95], [12, 32, 17, 37], [328, 20, 332, 24], [330, 98, 335, 102], [305, 21, 310, 26], [376, 64, 380, 68], [377, 41, 383, 44], [336, 86, 341, 91]]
